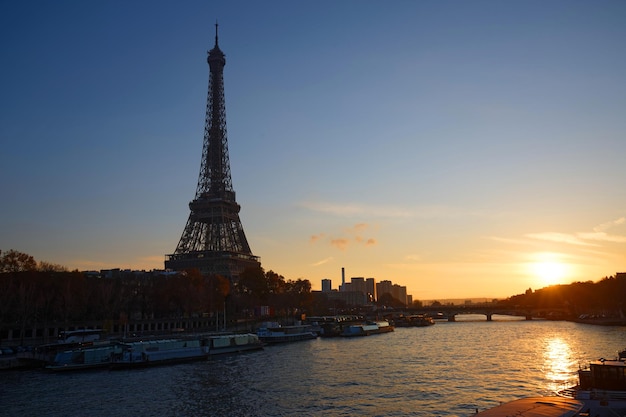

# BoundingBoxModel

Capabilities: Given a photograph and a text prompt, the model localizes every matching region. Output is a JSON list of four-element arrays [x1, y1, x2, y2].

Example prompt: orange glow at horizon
[[527, 253, 573, 288]]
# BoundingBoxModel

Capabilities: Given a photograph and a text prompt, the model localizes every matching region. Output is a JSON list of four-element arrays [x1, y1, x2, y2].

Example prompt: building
[[376, 280, 393, 300], [392, 284, 408, 306], [366, 278, 376, 302], [351, 277, 366, 294], [320, 273, 413, 308]]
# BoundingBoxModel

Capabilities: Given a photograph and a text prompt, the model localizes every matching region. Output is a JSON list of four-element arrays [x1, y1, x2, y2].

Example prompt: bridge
[[410, 304, 571, 322]]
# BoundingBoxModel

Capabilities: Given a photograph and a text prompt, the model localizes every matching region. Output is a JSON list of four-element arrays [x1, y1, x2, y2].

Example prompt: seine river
[[1, 317, 625, 416]]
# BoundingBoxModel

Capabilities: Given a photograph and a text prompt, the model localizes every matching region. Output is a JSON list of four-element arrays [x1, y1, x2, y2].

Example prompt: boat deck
[[475, 397, 584, 417]]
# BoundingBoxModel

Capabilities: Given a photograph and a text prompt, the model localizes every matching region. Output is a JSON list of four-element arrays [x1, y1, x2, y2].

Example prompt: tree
[[265, 270, 287, 296], [237, 266, 269, 303], [0, 249, 37, 272], [38, 261, 68, 272], [15, 271, 38, 344], [207, 274, 230, 314], [285, 279, 312, 313]]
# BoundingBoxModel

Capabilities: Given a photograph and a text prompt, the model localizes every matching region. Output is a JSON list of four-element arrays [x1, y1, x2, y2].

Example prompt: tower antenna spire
[[214, 21, 219, 47]]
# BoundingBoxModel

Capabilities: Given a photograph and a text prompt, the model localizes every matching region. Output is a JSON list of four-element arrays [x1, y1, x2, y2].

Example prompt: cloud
[[310, 233, 325, 243], [511, 217, 626, 248], [330, 238, 350, 251], [577, 232, 626, 243], [298, 201, 371, 217], [487, 236, 530, 245], [311, 257, 333, 267], [580, 217, 626, 243], [593, 217, 625, 232], [525, 232, 598, 246], [312, 223, 378, 251], [297, 200, 486, 219]]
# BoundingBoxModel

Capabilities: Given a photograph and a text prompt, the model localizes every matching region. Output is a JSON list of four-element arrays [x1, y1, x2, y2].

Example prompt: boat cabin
[[578, 359, 626, 391], [57, 329, 103, 344]]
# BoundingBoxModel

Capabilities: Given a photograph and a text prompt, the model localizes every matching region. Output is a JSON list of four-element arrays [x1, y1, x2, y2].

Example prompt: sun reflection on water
[[542, 337, 578, 392]]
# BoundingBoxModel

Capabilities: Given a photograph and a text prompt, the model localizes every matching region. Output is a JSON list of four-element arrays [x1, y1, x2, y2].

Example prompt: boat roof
[[475, 397, 583, 417], [590, 359, 626, 367]]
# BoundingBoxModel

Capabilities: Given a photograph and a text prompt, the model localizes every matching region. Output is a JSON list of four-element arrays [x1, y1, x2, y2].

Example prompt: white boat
[[47, 333, 263, 370], [556, 352, 626, 416], [256, 322, 318, 344], [110, 338, 209, 368], [341, 320, 394, 337], [46, 343, 122, 372], [206, 333, 264, 355]]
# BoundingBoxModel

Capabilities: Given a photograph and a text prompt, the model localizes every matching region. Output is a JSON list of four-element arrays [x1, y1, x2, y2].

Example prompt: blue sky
[[1, 1, 625, 299]]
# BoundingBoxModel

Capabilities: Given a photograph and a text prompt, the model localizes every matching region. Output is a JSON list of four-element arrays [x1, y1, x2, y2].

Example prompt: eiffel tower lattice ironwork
[[165, 25, 260, 278]]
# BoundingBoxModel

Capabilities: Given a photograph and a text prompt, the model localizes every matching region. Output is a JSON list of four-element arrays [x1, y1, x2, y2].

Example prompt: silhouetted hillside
[[502, 273, 626, 322]]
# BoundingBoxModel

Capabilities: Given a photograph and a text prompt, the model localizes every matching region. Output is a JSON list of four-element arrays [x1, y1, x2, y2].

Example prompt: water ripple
[[1, 320, 624, 416]]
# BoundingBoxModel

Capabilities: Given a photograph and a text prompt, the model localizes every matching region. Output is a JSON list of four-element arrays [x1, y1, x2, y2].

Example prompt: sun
[[533, 261, 566, 285], [529, 257, 569, 287]]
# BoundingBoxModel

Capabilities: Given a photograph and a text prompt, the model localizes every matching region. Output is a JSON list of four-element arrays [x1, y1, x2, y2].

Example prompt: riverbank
[[573, 316, 626, 326]]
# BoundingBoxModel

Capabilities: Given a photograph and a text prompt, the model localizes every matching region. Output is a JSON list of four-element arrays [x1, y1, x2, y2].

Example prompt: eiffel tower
[[165, 24, 260, 279]]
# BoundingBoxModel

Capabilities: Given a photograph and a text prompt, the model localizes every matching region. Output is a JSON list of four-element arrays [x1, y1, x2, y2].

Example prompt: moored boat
[[256, 322, 318, 344], [206, 333, 263, 355], [304, 315, 363, 337], [341, 320, 394, 337], [556, 352, 626, 415], [393, 314, 435, 327], [110, 338, 209, 369], [474, 397, 584, 416], [476, 350, 626, 416], [46, 343, 122, 372], [57, 329, 104, 344]]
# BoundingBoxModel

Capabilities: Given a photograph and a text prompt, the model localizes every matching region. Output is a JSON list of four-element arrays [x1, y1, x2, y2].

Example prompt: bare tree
[[0, 249, 37, 272]]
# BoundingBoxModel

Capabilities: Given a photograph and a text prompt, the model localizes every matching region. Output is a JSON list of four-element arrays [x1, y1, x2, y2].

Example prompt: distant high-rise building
[[377, 280, 393, 299], [392, 284, 408, 306], [351, 277, 366, 294], [366, 278, 376, 301], [321, 279, 332, 292]]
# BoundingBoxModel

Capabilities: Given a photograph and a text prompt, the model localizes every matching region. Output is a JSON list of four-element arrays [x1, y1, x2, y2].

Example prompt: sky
[[1, 1, 625, 300]]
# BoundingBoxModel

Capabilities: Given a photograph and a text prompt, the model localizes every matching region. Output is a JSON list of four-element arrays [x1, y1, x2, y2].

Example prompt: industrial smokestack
[[341, 267, 345, 290]]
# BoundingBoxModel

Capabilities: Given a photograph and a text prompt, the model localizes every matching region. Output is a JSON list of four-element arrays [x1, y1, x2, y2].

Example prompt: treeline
[[0, 249, 68, 273], [0, 249, 313, 333], [502, 273, 626, 317]]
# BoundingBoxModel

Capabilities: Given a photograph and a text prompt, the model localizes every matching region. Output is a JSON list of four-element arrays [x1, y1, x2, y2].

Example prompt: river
[[1, 316, 624, 416]]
